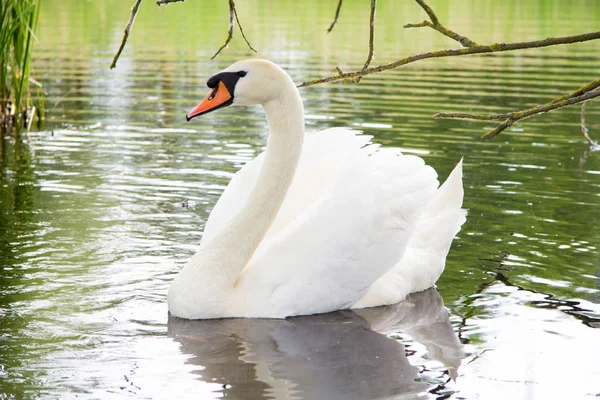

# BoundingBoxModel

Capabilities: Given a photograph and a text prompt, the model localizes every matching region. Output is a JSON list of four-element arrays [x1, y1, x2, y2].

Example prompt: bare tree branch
[[434, 87, 600, 139], [212, 0, 256, 60], [298, 30, 600, 87], [156, 0, 184, 5], [110, 0, 144, 69], [327, 0, 343, 33], [404, 0, 478, 47]]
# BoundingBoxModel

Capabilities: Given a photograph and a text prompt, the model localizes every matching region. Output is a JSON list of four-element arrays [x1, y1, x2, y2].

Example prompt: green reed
[[0, 0, 41, 132]]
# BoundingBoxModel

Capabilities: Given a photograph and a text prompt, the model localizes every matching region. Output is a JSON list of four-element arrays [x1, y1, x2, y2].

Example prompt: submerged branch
[[212, 0, 256, 60], [298, 30, 600, 87], [580, 101, 600, 150], [110, 0, 144, 69], [434, 86, 600, 139], [404, 0, 478, 47], [327, 0, 344, 33]]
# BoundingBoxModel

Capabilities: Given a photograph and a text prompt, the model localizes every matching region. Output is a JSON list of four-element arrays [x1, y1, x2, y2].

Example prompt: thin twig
[[212, 0, 255, 60], [110, 0, 144, 69], [28, 77, 43, 88], [404, 20, 478, 47], [355, 0, 376, 83], [414, 0, 439, 25], [297, 30, 600, 87], [156, 0, 184, 5], [363, 0, 376, 69], [549, 78, 600, 105], [327, 0, 344, 33], [232, 1, 256, 53], [404, 0, 478, 47], [434, 88, 600, 139], [440, 89, 600, 122], [212, 0, 235, 60], [53, 88, 77, 107]]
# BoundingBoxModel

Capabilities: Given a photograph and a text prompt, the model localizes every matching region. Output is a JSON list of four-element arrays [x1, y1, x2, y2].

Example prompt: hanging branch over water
[[211, 0, 256, 59], [112, 0, 600, 141], [110, 0, 144, 69], [298, 30, 600, 87]]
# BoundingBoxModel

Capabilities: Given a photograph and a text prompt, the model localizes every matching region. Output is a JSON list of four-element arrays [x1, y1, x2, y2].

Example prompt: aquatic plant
[[0, 0, 42, 133]]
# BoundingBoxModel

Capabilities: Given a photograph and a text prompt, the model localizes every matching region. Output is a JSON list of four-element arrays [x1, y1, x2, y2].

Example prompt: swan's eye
[[237, 71, 247, 78]]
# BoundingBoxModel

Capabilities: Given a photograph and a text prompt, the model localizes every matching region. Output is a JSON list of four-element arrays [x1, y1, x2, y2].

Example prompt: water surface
[[1, 0, 599, 398]]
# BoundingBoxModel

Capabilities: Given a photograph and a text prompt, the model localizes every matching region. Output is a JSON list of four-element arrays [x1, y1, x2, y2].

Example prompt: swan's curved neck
[[203, 84, 305, 286]]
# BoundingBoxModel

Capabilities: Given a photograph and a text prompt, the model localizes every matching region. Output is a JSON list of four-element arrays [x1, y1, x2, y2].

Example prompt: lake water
[[1, 0, 599, 398]]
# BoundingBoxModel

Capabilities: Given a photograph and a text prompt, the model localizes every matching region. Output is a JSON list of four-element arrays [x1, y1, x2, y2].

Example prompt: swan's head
[[186, 59, 293, 121]]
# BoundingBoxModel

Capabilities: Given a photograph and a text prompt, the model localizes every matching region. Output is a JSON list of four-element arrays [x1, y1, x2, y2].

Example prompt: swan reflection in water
[[167, 288, 462, 399]]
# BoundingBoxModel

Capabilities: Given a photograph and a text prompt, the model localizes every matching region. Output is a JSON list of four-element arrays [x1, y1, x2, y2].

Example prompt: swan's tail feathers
[[413, 157, 467, 255], [353, 158, 466, 309], [401, 158, 466, 290], [422, 157, 464, 219]]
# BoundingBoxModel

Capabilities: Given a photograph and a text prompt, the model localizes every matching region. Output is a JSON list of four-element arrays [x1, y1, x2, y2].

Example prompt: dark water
[[1, 0, 599, 398]]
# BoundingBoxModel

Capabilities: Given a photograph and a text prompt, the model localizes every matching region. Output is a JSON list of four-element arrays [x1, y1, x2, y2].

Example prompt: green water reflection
[[1, 0, 599, 398]]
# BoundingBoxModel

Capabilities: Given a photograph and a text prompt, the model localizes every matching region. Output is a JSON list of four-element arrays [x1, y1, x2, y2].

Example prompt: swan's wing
[[230, 143, 439, 318], [353, 159, 467, 308], [201, 128, 372, 246]]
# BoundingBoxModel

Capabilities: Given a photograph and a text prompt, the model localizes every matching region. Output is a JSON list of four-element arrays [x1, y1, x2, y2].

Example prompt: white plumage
[[167, 60, 466, 319]]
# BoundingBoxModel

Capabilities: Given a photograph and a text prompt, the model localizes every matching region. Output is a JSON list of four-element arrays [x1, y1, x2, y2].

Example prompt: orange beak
[[186, 81, 233, 121]]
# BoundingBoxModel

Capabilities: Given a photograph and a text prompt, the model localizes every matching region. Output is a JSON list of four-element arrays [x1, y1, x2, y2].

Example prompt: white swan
[[168, 59, 466, 319]]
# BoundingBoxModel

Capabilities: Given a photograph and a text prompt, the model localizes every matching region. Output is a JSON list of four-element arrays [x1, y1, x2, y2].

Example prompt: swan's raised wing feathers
[[354, 159, 466, 308]]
